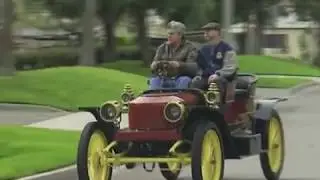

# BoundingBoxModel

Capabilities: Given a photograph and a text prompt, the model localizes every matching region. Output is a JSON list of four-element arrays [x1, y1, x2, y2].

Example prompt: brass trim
[[120, 92, 131, 104], [205, 91, 216, 104], [205, 82, 220, 106], [121, 84, 135, 104]]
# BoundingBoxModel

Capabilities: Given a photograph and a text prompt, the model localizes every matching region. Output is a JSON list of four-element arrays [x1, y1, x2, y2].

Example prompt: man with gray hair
[[149, 21, 199, 90]]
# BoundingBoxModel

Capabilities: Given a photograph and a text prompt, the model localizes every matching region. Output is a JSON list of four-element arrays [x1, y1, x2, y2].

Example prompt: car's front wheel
[[77, 122, 113, 180], [191, 121, 225, 180]]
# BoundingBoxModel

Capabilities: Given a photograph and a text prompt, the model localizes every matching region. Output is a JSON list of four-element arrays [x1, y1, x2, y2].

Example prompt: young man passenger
[[192, 22, 238, 93]]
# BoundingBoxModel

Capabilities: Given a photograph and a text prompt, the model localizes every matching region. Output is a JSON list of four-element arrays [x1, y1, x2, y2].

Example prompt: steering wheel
[[155, 61, 171, 78]]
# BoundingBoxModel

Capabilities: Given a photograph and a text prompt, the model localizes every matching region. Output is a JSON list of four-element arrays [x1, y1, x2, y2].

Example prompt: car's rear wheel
[[191, 122, 224, 180], [259, 110, 285, 180], [159, 162, 182, 180], [77, 122, 113, 180]]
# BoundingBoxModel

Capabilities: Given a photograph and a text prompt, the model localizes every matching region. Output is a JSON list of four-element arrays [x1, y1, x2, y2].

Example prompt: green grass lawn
[[103, 55, 320, 77], [0, 126, 80, 180], [238, 55, 320, 76], [0, 67, 148, 110], [256, 77, 309, 88], [0, 65, 310, 110]]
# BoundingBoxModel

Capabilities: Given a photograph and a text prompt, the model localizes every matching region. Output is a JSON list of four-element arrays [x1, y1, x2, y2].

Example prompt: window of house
[[262, 34, 288, 53]]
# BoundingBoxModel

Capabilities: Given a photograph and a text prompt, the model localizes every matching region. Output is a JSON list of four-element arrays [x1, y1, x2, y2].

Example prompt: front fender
[[78, 106, 119, 138], [253, 97, 287, 120], [78, 106, 101, 121]]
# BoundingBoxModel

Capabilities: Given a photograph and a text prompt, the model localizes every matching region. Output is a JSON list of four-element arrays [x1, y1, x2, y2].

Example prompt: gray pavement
[[8, 87, 320, 180], [0, 104, 70, 125]]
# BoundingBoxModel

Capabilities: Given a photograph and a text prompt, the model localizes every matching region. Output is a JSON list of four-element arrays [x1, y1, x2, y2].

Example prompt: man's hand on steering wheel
[[153, 61, 168, 77], [168, 61, 180, 69], [153, 60, 180, 77]]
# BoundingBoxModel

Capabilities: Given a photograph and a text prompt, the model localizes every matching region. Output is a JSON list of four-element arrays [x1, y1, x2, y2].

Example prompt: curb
[[289, 80, 320, 95], [16, 165, 76, 180], [256, 73, 320, 78], [0, 103, 69, 113]]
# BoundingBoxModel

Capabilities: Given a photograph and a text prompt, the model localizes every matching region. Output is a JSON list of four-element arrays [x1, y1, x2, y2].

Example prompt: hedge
[[14, 46, 155, 70]]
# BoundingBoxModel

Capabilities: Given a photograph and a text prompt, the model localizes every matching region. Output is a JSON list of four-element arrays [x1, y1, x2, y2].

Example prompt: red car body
[[113, 76, 256, 143]]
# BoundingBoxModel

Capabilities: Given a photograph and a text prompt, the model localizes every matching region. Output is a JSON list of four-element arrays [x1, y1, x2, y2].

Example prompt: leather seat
[[235, 74, 257, 97], [236, 78, 250, 90]]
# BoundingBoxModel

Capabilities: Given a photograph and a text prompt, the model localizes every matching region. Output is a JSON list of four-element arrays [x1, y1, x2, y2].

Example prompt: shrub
[[14, 48, 79, 70], [14, 45, 156, 70]]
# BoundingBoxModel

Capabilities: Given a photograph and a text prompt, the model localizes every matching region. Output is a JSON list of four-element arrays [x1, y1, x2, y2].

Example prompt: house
[[229, 13, 319, 61]]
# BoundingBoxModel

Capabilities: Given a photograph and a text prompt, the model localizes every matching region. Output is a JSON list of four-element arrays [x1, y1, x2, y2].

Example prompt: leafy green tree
[[157, 0, 217, 29], [97, 0, 128, 61], [231, 0, 281, 54], [158, 0, 280, 54], [26, 0, 127, 62], [126, 0, 178, 65], [126, 0, 151, 65]]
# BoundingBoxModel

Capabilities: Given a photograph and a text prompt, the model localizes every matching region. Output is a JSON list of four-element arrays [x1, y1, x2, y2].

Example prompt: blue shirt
[[196, 41, 233, 77]]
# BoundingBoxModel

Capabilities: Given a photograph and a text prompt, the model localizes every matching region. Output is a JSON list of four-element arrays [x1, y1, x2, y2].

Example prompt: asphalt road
[[8, 87, 320, 180]]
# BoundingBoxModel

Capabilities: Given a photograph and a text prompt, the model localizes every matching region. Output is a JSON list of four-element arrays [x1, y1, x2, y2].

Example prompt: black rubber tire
[[191, 121, 225, 180], [158, 163, 182, 180], [259, 110, 285, 180], [76, 121, 113, 180]]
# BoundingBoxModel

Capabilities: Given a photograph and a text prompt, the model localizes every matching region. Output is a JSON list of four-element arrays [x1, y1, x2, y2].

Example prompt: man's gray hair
[[167, 21, 186, 35]]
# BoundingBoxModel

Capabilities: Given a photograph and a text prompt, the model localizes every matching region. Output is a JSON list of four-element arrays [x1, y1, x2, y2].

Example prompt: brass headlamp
[[163, 100, 186, 123], [99, 100, 121, 123]]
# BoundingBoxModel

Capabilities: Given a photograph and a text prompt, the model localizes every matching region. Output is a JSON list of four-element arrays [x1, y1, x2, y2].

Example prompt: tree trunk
[[135, 7, 151, 66], [254, 0, 264, 55], [103, 15, 117, 62], [0, 0, 15, 76], [245, 14, 256, 54], [79, 0, 96, 66], [312, 30, 320, 67]]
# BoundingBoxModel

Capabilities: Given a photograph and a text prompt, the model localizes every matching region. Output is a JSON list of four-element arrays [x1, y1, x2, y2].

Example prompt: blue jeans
[[149, 76, 192, 90]]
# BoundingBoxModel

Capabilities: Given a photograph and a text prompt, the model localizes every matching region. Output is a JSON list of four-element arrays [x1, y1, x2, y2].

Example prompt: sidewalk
[[27, 112, 129, 130]]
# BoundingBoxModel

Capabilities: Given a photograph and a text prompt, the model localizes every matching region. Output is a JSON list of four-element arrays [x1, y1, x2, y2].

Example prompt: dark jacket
[[152, 40, 199, 77], [196, 40, 238, 78]]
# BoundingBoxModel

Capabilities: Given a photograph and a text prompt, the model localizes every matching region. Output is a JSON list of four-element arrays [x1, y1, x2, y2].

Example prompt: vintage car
[[76, 61, 286, 180]]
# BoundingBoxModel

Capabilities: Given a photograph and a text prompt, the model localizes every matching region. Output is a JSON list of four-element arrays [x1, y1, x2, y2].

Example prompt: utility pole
[[222, 0, 237, 51]]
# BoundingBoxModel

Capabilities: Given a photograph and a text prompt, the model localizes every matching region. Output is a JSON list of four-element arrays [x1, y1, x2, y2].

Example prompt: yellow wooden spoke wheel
[[191, 122, 224, 180], [260, 110, 285, 180], [77, 122, 113, 180]]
